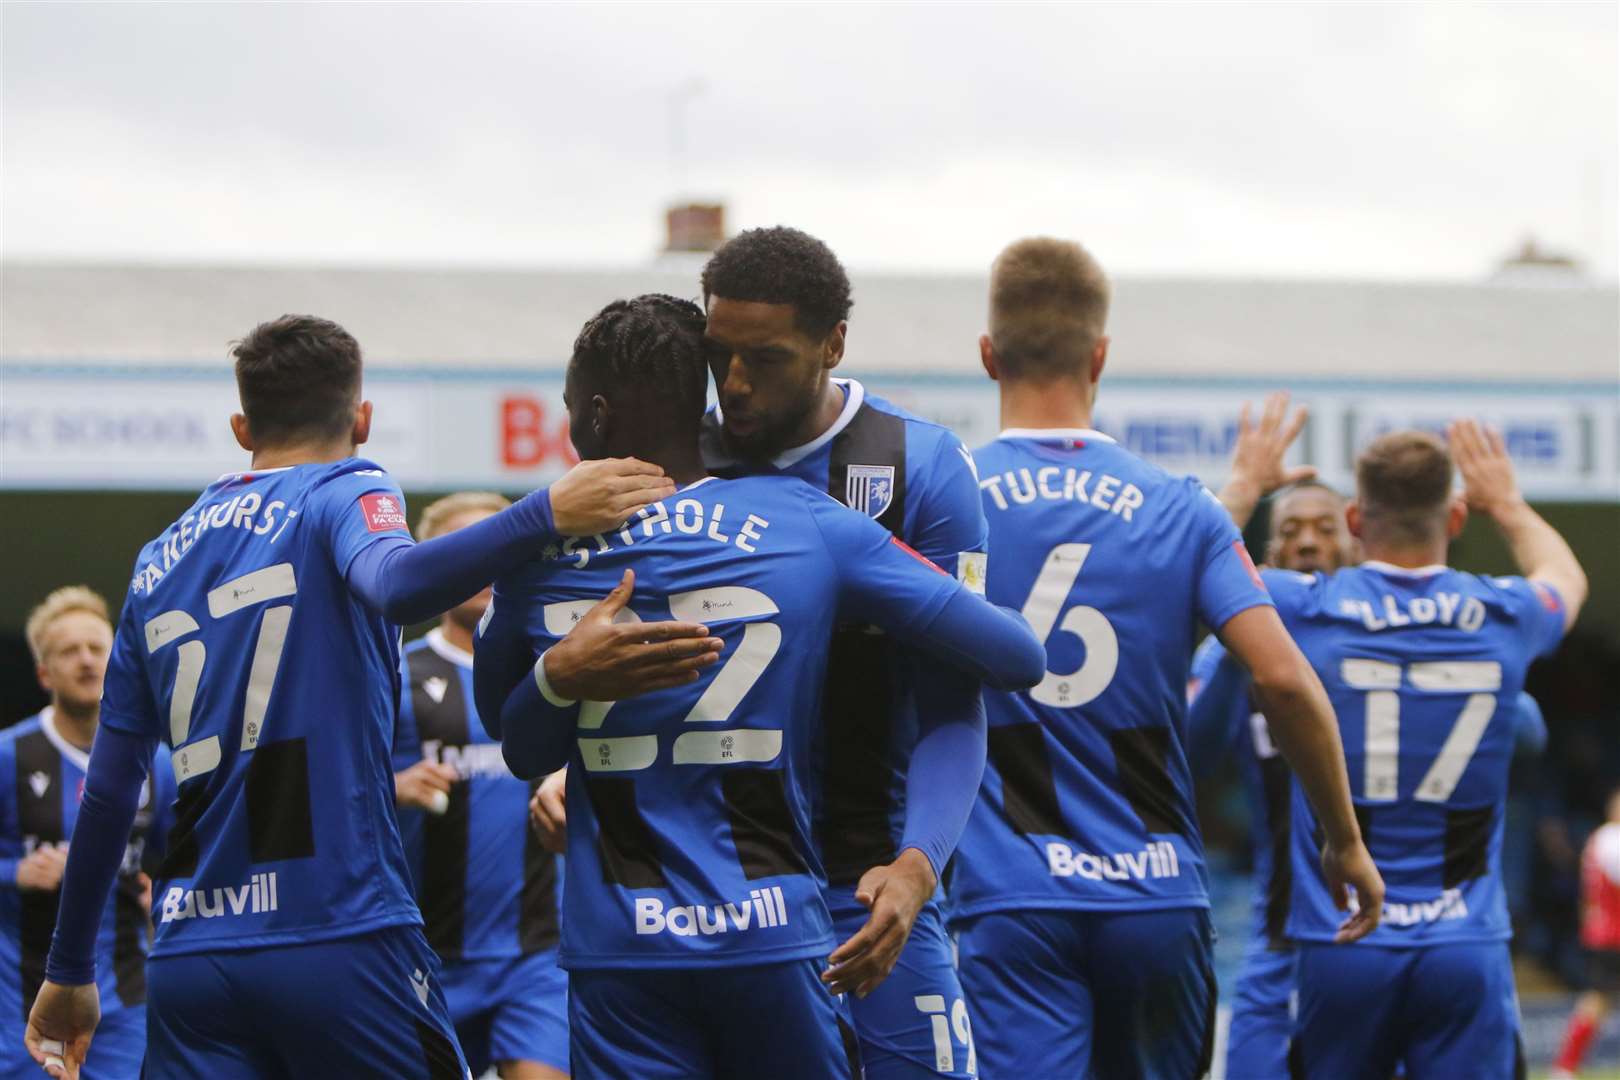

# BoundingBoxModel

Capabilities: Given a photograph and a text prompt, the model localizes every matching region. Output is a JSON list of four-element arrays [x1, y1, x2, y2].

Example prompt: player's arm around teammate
[[23, 318, 703, 1079]]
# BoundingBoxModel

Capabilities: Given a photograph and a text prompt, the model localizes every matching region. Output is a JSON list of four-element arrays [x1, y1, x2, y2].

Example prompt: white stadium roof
[[3, 262, 1616, 383]]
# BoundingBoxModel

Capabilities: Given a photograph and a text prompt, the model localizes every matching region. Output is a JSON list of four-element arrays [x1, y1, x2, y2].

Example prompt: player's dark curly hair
[[232, 314, 362, 444], [570, 293, 709, 422], [700, 226, 853, 338]]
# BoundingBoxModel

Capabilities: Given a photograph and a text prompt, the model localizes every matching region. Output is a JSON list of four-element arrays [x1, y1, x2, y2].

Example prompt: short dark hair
[[988, 237, 1111, 381], [700, 226, 853, 337], [1355, 430, 1453, 545], [571, 294, 708, 422], [232, 315, 362, 444]]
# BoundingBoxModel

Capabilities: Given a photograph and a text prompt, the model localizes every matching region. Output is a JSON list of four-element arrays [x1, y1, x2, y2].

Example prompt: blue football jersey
[[950, 429, 1272, 920], [479, 474, 969, 970], [393, 630, 561, 961], [1270, 562, 1566, 946], [700, 378, 988, 893], [1189, 636, 1551, 951], [98, 459, 422, 957], [0, 711, 175, 1023]]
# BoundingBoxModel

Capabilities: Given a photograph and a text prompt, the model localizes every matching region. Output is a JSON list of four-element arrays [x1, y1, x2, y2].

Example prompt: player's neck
[[50, 700, 98, 751], [250, 437, 357, 470], [998, 377, 1097, 432], [1360, 540, 1449, 569], [630, 442, 707, 487], [437, 617, 475, 655], [785, 378, 849, 448]]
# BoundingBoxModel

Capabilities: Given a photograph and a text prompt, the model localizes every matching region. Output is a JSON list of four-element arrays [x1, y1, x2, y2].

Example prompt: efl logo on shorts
[[360, 493, 408, 533], [633, 887, 789, 937]]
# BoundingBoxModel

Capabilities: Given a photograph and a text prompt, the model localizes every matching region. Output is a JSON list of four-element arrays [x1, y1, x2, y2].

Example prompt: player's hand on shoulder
[[1320, 836, 1384, 944], [16, 847, 68, 892], [394, 761, 458, 814], [549, 457, 677, 536], [25, 980, 99, 1079], [544, 570, 725, 701], [1448, 418, 1524, 521], [529, 768, 568, 854], [822, 848, 937, 998]]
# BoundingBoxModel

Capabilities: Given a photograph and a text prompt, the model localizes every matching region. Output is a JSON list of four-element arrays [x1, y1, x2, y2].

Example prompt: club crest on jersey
[[27, 771, 49, 799], [846, 464, 896, 519], [359, 493, 408, 533]]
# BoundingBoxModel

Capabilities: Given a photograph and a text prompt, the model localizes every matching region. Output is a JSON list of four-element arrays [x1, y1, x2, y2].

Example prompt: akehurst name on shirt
[[132, 491, 300, 595]]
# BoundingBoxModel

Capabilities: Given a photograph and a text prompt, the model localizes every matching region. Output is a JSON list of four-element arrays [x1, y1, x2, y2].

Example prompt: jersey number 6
[[1018, 543, 1120, 709]]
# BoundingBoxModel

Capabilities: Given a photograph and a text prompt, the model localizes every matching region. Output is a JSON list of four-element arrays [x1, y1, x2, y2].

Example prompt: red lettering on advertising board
[[501, 396, 578, 469]]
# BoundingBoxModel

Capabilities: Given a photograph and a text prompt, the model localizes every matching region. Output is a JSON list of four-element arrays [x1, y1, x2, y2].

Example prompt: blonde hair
[[988, 237, 1111, 380], [25, 586, 111, 665], [416, 491, 511, 541]]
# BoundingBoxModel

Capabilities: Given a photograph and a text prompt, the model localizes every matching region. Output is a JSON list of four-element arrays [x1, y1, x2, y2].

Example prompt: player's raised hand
[[544, 570, 725, 701], [1219, 392, 1317, 528], [1448, 419, 1522, 520], [549, 458, 676, 536], [529, 769, 568, 854], [1321, 837, 1384, 944], [25, 981, 99, 1079], [394, 760, 459, 815], [822, 848, 937, 998]]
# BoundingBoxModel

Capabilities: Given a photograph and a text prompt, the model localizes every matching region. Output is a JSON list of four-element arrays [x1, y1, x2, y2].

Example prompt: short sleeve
[[904, 430, 990, 589], [1189, 483, 1273, 631], [807, 491, 960, 630], [1493, 576, 1566, 659], [312, 466, 413, 580], [99, 590, 163, 740]]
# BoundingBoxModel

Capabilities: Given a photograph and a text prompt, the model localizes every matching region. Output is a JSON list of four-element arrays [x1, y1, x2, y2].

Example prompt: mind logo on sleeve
[[360, 493, 409, 533]]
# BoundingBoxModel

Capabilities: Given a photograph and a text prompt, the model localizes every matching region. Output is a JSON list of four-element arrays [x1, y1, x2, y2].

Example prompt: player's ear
[[1345, 500, 1363, 539], [1265, 536, 1283, 565], [1090, 336, 1109, 385], [979, 335, 999, 381], [230, 413, 254, 453], [1445, 497, 1467, 539], [822, 321, 846, 370], [352, 401, 374, 447], [34, 659, 52, 696], [591, 393, 612, 444]]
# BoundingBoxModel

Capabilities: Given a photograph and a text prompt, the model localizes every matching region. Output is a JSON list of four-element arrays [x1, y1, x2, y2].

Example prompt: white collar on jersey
[[215, 465, 296, 482], [425, 627, 475, 669], [38, 707, 91, 772], [997, 427, 1117, 444], [712, 378, 866, 470], [1360, 560, 1449, 578], [677, 476, 719, 493]]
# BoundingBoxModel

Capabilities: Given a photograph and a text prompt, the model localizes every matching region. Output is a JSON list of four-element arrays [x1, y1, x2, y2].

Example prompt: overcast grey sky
[[3, 2, 1615, 279]]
